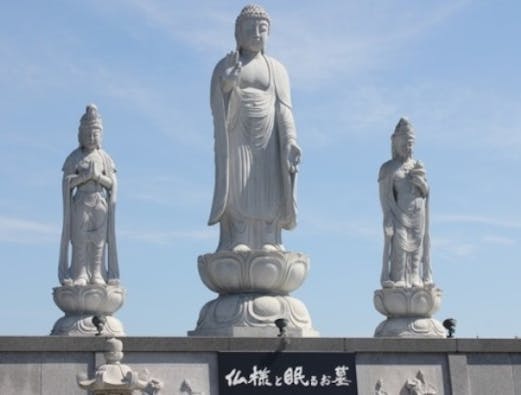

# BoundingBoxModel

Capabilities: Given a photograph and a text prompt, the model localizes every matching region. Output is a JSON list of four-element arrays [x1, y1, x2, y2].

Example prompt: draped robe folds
[[58, 148, 118, 284], [209, 55, 297, 250], [378, 159, 431, 287]]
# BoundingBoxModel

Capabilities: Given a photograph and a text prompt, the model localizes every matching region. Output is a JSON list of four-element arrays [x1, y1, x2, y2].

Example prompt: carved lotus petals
[[287, 297, 313, 325], [374, 317, 446, 338], [194, 294, 315, 331], [374, 286, 442, 318], [250, 296, 282, 321], [53, 285, 126, 315], [214, 294, 243, 324], [249, 257, 281, 290], [198, 251, 309, 294]]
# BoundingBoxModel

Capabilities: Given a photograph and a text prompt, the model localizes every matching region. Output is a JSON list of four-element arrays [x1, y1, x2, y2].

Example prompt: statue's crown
[[236, 4, 271, 27], [79, 104, 103, 130], [393, 117, 415, 138]]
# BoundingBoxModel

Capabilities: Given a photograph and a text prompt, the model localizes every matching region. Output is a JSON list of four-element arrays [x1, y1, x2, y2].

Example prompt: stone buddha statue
[[208, 4, 301, 252]]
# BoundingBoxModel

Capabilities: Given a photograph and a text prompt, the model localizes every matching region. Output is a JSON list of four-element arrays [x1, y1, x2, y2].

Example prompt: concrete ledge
[[1, 337, 521, 353]]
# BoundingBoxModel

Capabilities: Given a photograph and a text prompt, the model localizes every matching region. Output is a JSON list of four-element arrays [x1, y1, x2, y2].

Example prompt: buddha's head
[[78, 104, 103, 150], [104, 337, 124, 364], [235, 4, 271, 54]]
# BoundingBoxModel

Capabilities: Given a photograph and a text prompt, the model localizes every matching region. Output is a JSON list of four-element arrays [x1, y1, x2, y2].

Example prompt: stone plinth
[[374, 286, 445, 338], [189, 251, 318, 337], [51, 285, 125, 336]]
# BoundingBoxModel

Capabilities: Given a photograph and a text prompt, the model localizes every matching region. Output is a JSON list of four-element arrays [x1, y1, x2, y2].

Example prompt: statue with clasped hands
[[58, 104, 118, 286]]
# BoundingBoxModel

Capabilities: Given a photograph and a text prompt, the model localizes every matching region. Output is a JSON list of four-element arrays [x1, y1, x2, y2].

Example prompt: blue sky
[[1, 0, 520, 337]]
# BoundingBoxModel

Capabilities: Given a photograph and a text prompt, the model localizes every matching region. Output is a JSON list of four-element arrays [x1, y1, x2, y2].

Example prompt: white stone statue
[[190, 5, 317, 337], [77, 337, 163, 394], [209, 4, 301, 252], [373, 118, 444, 338], [58, 104, 118, 286], [378, 118, 432, 288]]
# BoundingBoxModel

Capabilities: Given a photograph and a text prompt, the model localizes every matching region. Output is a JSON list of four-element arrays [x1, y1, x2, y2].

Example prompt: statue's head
[[235, 4, 271, 54], [391, 117, 415, 160], [78, 104, 103, 150], [104, 337, 124, 364]]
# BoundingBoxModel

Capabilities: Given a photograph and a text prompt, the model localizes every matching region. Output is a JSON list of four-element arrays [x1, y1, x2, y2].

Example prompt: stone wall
[[1, 337, 520, 394]]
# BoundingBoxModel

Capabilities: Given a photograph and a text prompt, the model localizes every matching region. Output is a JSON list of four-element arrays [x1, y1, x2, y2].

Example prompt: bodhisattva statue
[[58, 104, 118, 286], [209, 4, 301, 252], [378, 118, 432, 288]]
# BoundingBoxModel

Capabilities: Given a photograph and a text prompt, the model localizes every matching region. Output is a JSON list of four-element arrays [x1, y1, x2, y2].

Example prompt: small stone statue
[[52, 105, 125, 336], [58, 104, 118, 286], [77, 337, 163, 394], [378, 118, 432, 288], [209, 4, 301, 252]]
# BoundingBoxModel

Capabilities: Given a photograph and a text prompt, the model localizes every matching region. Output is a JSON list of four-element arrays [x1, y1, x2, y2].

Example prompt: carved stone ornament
[[405, 370, 437, 395], [374, 379, 388, 395], [77, 337, 163, 394], [179, 379, 202, 395]]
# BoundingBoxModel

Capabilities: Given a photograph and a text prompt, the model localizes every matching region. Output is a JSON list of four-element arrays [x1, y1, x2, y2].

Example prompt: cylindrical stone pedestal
[[373, 285, 446, 337], [51, 284, 126, 336], [189, 250, 318, 337]]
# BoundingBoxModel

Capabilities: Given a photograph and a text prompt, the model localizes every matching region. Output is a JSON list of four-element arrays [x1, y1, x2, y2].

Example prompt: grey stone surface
[[448, 354, 470, 395], [2, 337, 521, 394], [4, 336, 521, 353], [510, 353, 521, 395], [0, 352, 41, 395], [43, 352, 92, 395], [467, 353, 516, 395], [0, 351, 91, 395]]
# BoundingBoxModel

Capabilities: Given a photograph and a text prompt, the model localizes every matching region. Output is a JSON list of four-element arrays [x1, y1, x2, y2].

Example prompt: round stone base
[[51, 314, 125, 336], [374, 286, 442, 318], [198, 250, 309, 294], [53, 284, 125, 315], [51, 284, 126, 336], [189, 293, 318, 337], [374, 317, 446, 338]]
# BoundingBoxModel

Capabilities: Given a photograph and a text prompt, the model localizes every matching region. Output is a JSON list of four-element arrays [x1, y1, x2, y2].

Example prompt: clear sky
[[1, 1, 520, 338]]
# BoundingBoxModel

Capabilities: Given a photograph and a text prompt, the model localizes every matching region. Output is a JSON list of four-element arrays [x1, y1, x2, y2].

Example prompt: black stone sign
[[218, 352, 357, 394]]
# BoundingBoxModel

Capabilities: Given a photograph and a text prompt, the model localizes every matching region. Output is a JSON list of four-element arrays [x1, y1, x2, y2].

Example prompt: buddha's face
[[394, 135, 414, 159], [237, 17, 269, 53], [104, 350, 123, 364], [79, 126, 102, 150]]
